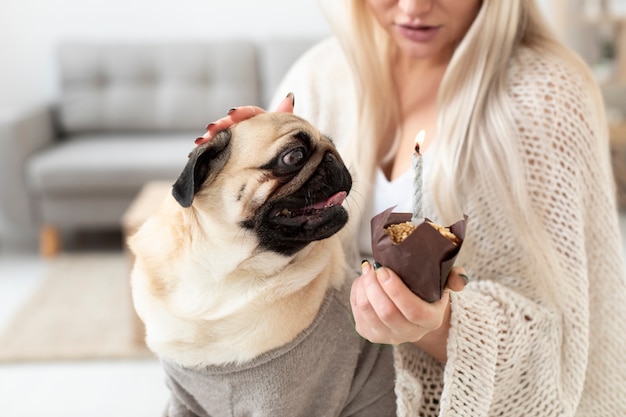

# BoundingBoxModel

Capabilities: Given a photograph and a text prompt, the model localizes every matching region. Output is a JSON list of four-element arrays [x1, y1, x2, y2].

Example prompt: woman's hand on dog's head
[[195, 92, 295, 146]]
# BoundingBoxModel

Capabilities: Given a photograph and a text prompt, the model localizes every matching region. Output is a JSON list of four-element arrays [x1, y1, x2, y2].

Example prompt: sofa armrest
[[0, 104, 57, 248]]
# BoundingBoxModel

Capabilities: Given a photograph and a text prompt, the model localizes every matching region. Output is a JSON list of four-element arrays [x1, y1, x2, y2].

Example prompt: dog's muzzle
[[251, 151, 352, 256]]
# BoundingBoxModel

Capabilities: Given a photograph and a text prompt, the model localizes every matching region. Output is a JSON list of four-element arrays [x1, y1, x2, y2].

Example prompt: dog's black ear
[[172, 130, 232, 208]]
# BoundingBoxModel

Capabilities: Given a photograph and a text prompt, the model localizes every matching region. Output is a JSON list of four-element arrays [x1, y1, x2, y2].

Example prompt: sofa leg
[[40, 225, 61, 257]]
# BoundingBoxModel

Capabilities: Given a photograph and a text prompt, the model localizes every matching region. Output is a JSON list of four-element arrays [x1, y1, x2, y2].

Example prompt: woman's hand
[[350, 262, 468, 362], [195, 92, 295, 146]]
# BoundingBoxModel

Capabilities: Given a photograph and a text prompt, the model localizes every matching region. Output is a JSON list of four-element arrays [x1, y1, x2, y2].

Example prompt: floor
[[1, 216, 626, 417], [0, 234, 169, 417]]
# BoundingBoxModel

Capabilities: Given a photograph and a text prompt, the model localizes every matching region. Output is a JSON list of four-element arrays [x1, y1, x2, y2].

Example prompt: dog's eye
[[282, 147, 305, 166]]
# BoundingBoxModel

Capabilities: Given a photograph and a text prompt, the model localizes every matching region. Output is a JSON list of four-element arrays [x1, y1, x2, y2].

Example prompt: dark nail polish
[[206, 123, 216, 130], [286, 92, 295, 107], [360, 259, 372, 273], [372, 262, 382, 270], [227, 108, 236, 114], [459, 274, 469, 284]]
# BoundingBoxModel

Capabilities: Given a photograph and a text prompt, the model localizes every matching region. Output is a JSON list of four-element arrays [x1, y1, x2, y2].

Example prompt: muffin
[[385, 220, 461, 246], [370, 207, 467, 302]]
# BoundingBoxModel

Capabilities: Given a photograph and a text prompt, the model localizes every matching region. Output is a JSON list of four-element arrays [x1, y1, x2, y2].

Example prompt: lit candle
[[412, 130, 425, 224]]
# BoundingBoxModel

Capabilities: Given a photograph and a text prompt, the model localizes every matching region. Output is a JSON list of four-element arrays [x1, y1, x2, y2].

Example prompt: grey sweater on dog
[[160, 282, 396, 417]]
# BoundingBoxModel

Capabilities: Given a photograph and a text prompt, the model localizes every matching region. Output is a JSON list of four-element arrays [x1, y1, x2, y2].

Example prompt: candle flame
[[414, 130, 425, 155]]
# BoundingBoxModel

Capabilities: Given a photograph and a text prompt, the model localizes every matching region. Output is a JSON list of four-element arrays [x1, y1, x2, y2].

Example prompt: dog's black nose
[[324, 152, 340, 164], [322, 151, 352, 192]]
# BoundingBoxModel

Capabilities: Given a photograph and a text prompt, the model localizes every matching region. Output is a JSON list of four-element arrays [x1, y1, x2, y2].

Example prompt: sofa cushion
[[27, 134, 195, 195], [57, 42, 260, 133]]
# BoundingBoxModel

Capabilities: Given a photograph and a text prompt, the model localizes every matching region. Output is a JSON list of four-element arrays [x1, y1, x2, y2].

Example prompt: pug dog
[[128, 112, 396, 417]]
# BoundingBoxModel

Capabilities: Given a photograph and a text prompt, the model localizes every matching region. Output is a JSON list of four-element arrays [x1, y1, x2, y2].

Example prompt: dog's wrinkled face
[[172, 113, 352, 256]]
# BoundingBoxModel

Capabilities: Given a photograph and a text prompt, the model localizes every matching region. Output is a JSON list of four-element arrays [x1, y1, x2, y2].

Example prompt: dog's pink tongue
[[310, 191, 347, 210]]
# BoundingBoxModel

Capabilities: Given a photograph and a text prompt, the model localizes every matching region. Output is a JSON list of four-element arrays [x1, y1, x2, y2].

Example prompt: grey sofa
[[0, 38, 318, 254]]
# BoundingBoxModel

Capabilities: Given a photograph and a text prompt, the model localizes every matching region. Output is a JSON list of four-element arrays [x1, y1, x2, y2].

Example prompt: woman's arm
[[393, 51, 626, 416]]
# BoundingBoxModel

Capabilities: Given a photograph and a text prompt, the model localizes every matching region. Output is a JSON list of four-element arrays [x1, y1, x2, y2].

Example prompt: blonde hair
[[319, 0, 398, 191], [320, 0, 608, 304]]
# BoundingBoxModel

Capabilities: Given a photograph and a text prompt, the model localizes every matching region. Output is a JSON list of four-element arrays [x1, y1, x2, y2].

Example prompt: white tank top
[[357, 168, 413, 258]]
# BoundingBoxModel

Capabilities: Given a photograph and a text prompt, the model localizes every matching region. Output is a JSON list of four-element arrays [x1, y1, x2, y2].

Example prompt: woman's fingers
[[227, 105, 266, 122], [446, 266, 469, 292], [351, 262, 451, 344], [274, 92, 295, 113], [195, 92, 295, 146], [195, 115, 240, 145], [351, 263, 386, 337], [373, 266, 447, 330], [195, 108, 263, 146]]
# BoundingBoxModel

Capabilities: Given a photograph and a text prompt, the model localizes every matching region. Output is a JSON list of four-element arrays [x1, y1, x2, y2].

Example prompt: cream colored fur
[[129, 114, 349, 368]]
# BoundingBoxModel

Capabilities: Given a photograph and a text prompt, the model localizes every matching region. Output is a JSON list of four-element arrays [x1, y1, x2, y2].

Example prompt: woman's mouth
[[396, 24, 441, 42]]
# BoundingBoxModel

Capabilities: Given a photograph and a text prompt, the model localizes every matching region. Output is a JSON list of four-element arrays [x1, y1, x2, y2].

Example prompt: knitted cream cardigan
[[272, 38, 626, 416]]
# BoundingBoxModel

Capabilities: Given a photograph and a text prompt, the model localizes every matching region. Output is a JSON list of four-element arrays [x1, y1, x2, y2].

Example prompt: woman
[[200, 0, 626, 415]]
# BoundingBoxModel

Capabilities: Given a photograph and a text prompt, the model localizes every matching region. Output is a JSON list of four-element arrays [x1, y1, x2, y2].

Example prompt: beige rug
[[0, 252, 154, 362]]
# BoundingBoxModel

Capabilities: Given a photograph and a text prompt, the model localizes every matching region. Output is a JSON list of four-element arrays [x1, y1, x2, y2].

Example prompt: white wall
[[0, 0, 568, 110], [0, 0, 331, 109]]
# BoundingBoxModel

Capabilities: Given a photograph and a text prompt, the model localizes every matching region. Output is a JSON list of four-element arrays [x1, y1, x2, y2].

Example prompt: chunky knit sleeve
[[269, 37, 355, 151], [394, 50, 626, 416]]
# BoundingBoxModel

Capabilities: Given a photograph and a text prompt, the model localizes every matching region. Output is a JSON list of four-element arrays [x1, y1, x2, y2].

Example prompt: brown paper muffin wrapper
[[370, 207, 467, 302]]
